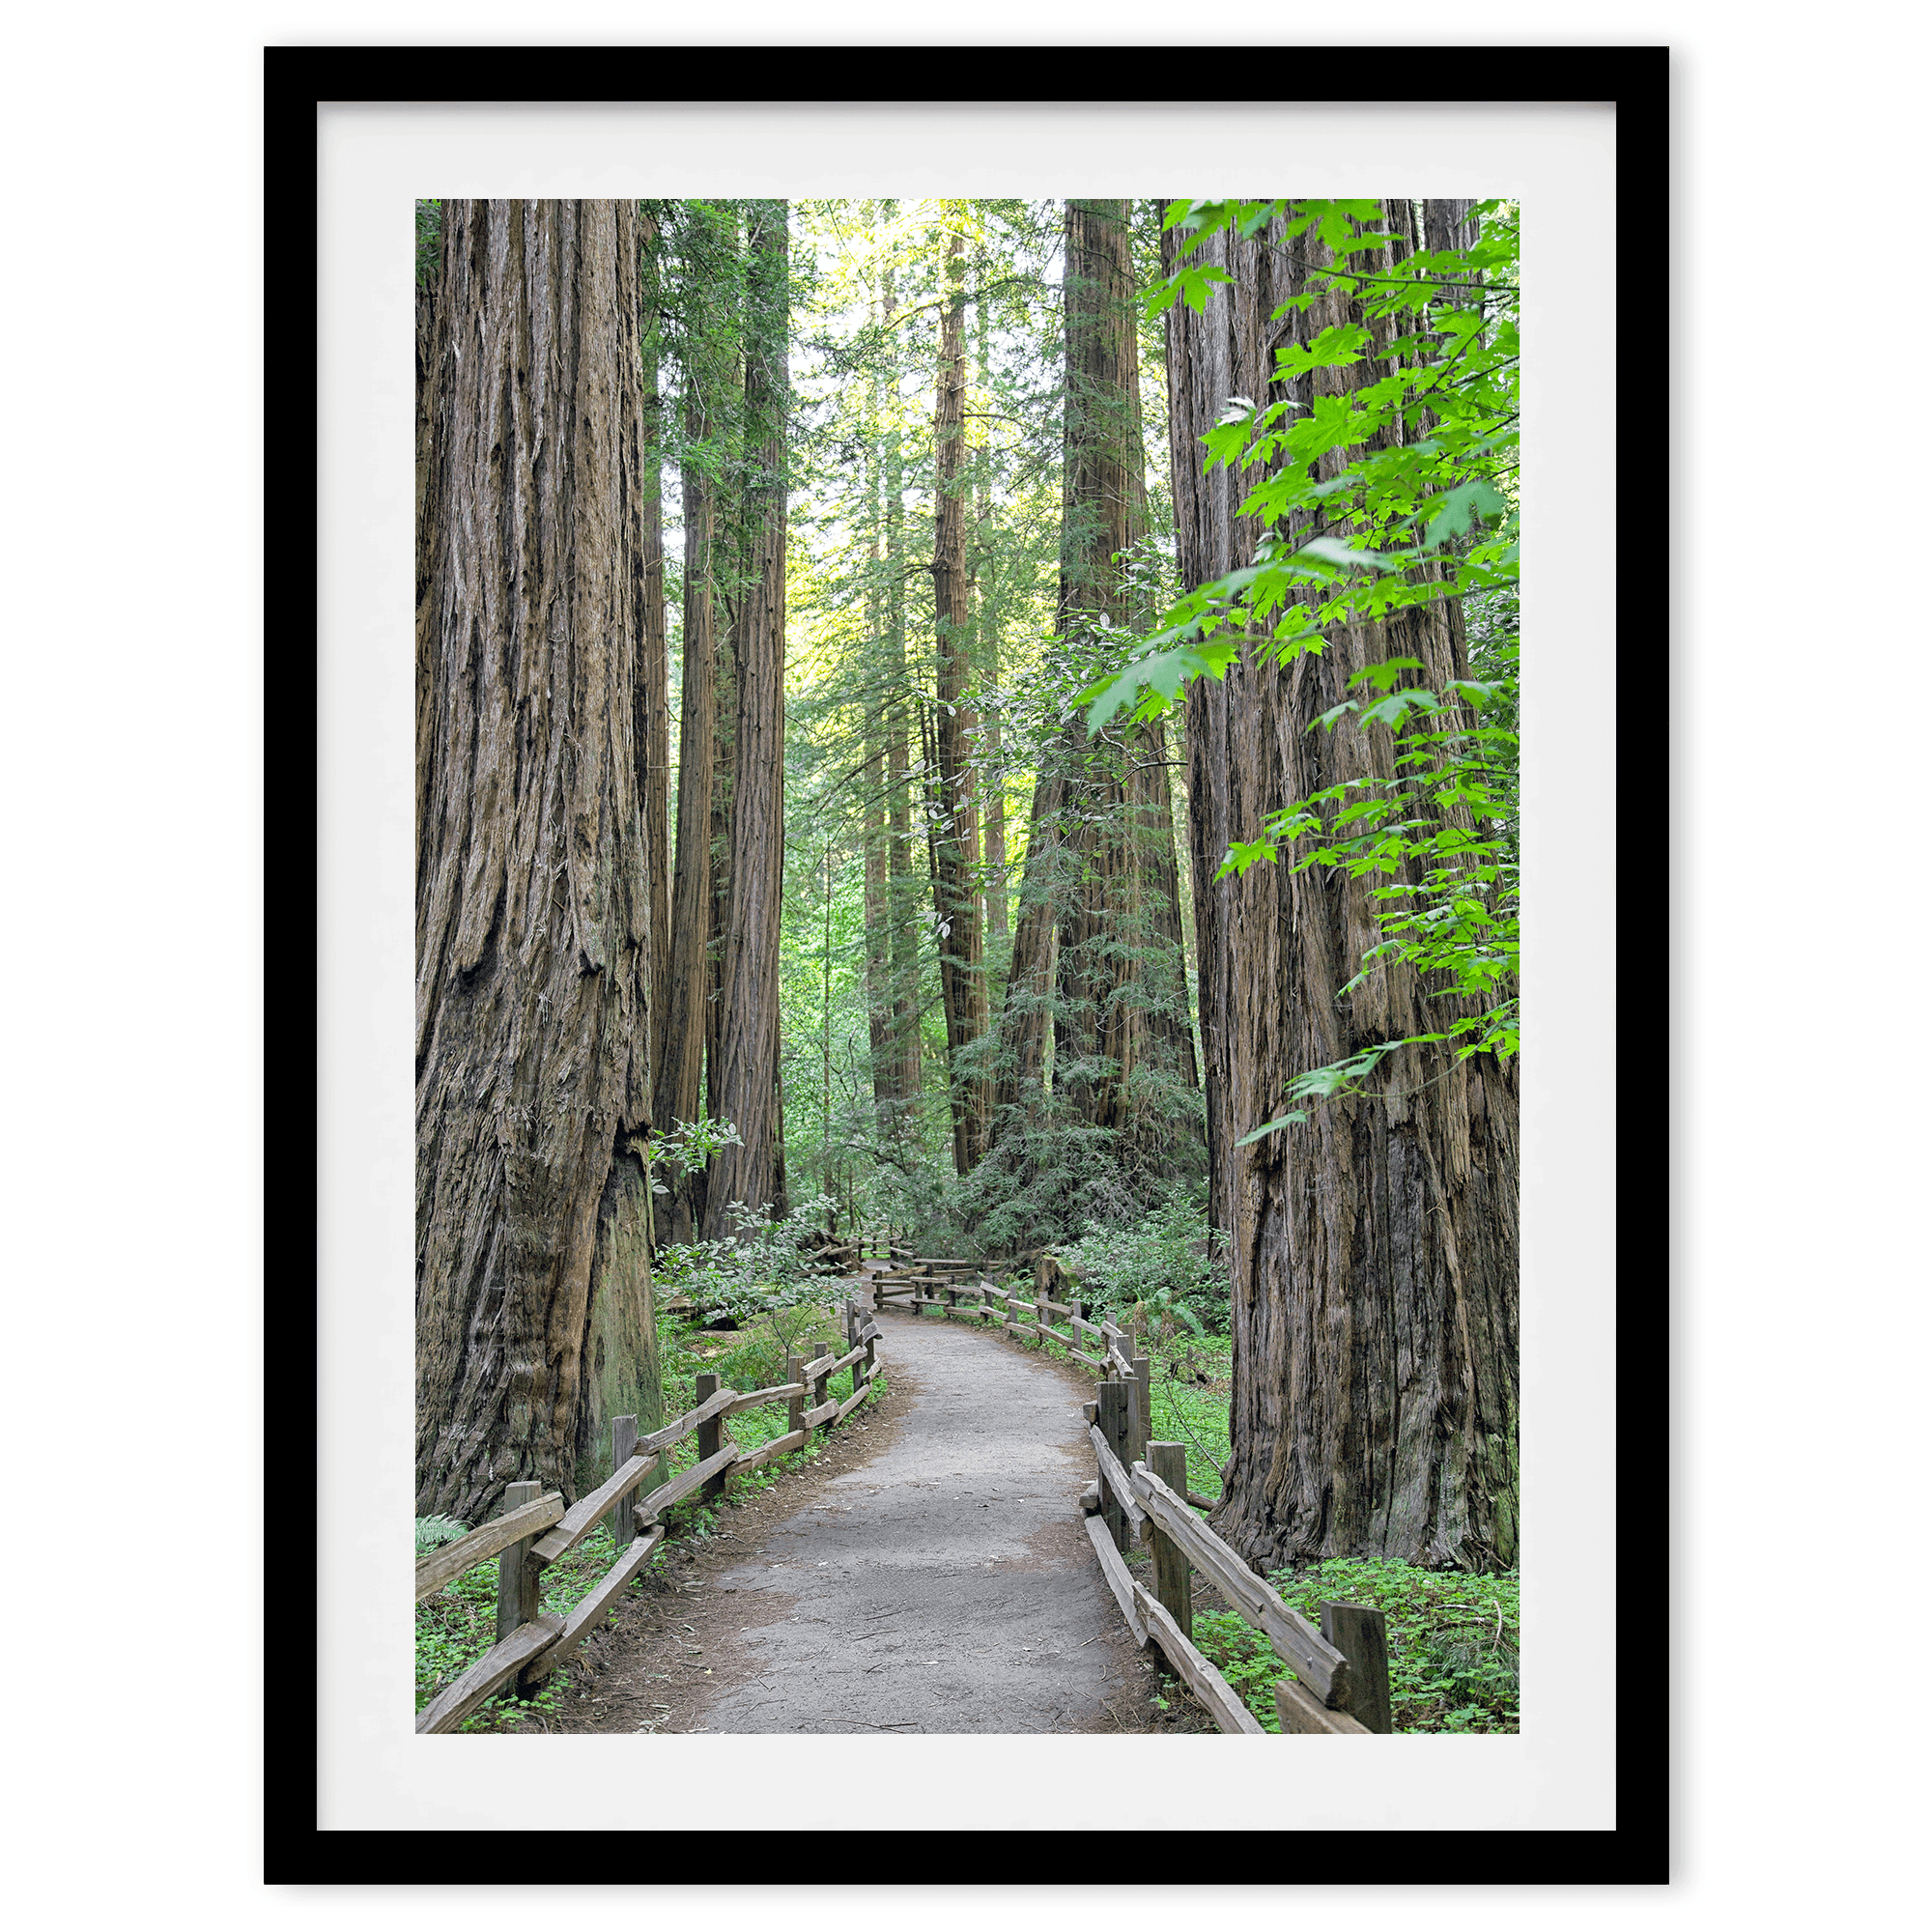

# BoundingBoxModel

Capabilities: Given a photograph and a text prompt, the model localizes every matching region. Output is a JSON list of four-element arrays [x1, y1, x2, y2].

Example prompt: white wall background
[[1, 3, 1921, 1925]]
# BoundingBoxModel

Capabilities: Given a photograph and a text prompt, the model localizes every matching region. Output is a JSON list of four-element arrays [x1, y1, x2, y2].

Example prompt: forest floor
[[504, 1284, 1218, 1736]]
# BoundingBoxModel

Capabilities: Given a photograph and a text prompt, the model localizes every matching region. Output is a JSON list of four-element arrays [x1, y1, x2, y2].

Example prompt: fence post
[[608, 1415, 639, 1548], [497, 1478, 542, 1654], [1097, 1380, 1128, 1552], [1147, 1441, 1192, 1646], [810, 1338, 831, 1431], [1321, 1601, 1394, 1734], [696, 1372, 726, 1501], [1128, 1352, 1151, 1472], [785, 1351, 805, 1442]]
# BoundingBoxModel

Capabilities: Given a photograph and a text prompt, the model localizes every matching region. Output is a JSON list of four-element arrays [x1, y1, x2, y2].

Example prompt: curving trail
[[542, 1281, 1163, 1735]]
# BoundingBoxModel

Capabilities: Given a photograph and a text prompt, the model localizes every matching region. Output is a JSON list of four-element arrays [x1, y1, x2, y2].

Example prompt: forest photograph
[[412, 194, 1520, 1743]]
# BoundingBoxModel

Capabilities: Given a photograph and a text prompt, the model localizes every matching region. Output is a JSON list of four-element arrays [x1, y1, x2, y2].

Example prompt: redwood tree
[[929, 215, 992, 1175], [1163, 200, 1519, 1571], [648, 386, 719, 1245], [993, 200, 1198, 1168], [415, 200, 661, 1521], [701, 198, 790, 1234]]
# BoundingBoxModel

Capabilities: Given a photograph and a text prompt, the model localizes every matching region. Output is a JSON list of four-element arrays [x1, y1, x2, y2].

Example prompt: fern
[[415, 1513, 469, 1554]]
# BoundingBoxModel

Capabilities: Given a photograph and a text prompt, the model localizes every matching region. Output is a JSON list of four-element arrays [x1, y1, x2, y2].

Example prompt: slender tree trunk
[[974, 269, 1009, 941], [993, 762, 1066, 1135], [1120, 283, 1201, 1139], [863, 541, 895, 1117], [1052, 201, 1141, 1137], [862, 286, 898, 1127], [882, 260, 923, 1123], [930, 217, 991, 1176], [702, 198, 789, 1235], [991, 199, 1199, 1171], [636, 211, 673, 1107], [705, 597, 734, 1135], [1164, 200, 1519, 1572], [649, 404, 718, 1248], [415, 199, 661, 1521]]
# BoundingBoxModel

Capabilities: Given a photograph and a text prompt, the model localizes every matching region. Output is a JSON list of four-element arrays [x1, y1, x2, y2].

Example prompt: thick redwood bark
[[930, 219, 991, 1176], [1165, 201, 1519, 1572], [702, 199, 789, 1233], [415, 200, 661, 1521]]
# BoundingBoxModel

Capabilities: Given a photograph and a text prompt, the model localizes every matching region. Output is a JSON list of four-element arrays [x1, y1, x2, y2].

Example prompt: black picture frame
[[278, 43, 1665, 1886]]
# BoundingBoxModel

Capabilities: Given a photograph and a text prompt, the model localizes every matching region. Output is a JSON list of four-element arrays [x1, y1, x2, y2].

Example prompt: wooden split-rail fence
[[871, 1262, 1395, 1736], [413, 1296, 885, 1734]]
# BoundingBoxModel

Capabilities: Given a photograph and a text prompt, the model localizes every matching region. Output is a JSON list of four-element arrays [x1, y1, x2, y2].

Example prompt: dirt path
[[524, 1289, 1184, 1735]]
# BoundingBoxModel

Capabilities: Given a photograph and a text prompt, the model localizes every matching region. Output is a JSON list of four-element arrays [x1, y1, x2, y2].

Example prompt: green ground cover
[[1190, 1557, 1520, 1734]]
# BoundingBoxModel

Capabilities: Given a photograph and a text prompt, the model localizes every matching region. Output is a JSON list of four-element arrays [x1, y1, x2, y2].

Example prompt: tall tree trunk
[[1164, 200, 1519, 1572], [415, 199, 661, 1522], [1051, 202, 1141, 1136], [882, 258, 923, 1124], [1119, 280, 1201, 1149], [636, 210, 673, 1108], [974, 267, 1009, 942], [993, 764, 1066, 1134], [862, 511, 899, 1128], [930, 216, 991, 1176], [649, 397, 719, 1247], [991, 199, 1199, 1171], [705, 589, 735, 1136], [702, 199, 789, 1235], [862, 273, 898, 1129]]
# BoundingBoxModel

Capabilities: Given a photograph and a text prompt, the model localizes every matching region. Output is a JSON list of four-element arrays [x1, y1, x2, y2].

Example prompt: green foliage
[[1144, 1335, 1233, 1503], [413, 1520, 651, 1733], [414, 200, 441, 290], [414, 1512, 469, 1554], [1082, 198, 1521, 1129], [1058, 1187, 1228, 1340], [1090, 199, 1518, 738], [1190, 1556, 1520, 1734]]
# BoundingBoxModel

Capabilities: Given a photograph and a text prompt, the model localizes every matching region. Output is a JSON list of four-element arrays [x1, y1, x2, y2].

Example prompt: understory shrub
[[1059, 1187, 1230, 1340]]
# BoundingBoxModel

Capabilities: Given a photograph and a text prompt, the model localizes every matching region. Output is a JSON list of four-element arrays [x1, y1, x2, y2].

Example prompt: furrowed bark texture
[[1164, 201, 1519, 1572], [931, 219, 991, 1176], [702, 199, 789, 1234], [415, 199, 661, 1522]]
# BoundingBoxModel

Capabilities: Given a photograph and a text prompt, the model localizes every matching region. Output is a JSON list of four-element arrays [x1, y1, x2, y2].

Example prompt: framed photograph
[[291, 44, 1662, 1881]]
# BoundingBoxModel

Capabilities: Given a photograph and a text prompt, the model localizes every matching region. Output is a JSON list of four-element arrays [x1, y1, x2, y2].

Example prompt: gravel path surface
[[683, 1298, 1150, 1733]]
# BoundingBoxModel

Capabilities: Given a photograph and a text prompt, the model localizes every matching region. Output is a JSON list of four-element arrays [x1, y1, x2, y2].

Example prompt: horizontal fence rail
[[416, 1294, 885, 1734]]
